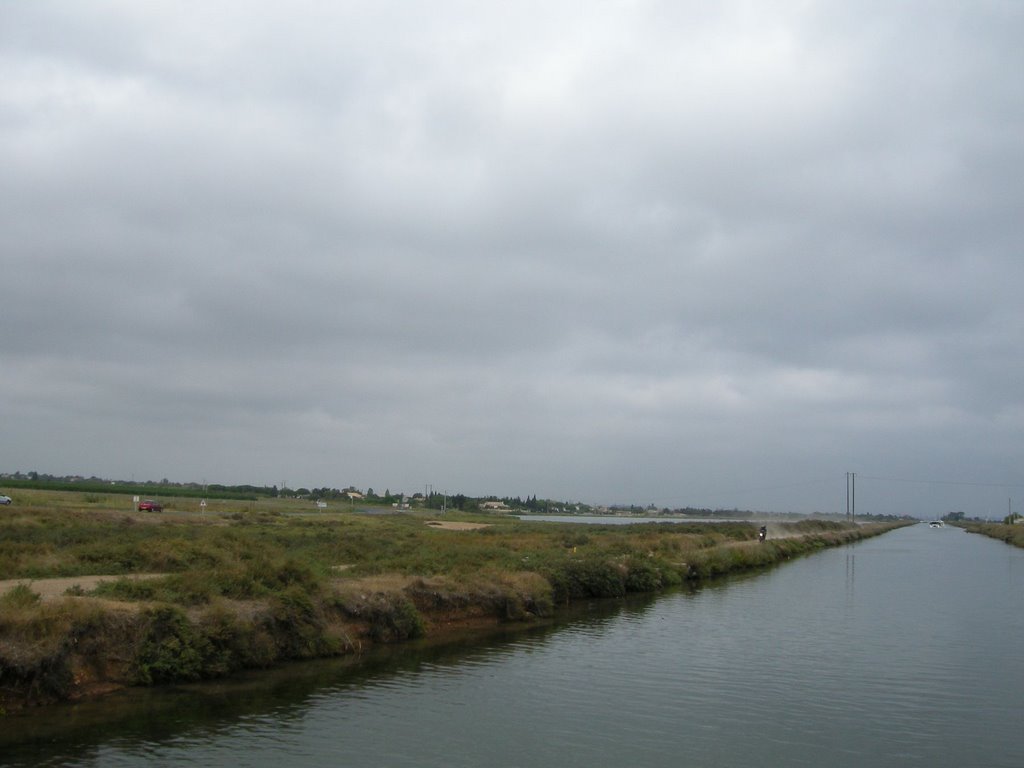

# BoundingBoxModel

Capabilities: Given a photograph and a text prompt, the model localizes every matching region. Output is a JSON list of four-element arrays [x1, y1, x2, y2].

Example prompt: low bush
[[92, 557, 325, 606], [497, 572, 555, 619], [545, 557, 627, 602], [197, 603, 271, 673], [0, 598, 113, 705], [622, 557, 672, 592], [267, 586, 342, 658], [0, 583, 41, 610], [133, 606, 209, 685], [335, 590, 425, 643], [402, 572, 555, 622]]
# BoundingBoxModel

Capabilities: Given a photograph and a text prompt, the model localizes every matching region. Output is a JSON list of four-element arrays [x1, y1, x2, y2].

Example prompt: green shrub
[[368, 595, 423, 642], [545, 558, 627, 602], [266, 586, 340, 658], [1, 584, 41, 609], [93, 577, 160, 602], [338, 591, 425, 643], [262, 558, 321, 592], [622, 558, 665, 592], [133, 606, 209, 685], [195, 603, 258, 675]]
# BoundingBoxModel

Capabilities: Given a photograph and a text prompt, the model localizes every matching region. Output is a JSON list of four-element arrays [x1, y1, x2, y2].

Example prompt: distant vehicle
[[138, 500, 162, 512], [0, 495, 11, 505], [928, 521, 944, 528]]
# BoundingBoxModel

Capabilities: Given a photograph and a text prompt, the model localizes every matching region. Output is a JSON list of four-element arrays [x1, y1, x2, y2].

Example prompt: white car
[[0, 495, 11, 505]]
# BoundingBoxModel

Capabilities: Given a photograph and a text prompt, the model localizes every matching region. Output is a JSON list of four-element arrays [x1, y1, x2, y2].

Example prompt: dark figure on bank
[[758, 526, 767, 543]]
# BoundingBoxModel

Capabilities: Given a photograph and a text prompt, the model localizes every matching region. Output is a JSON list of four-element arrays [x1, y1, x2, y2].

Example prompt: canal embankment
[[0, 501, 910, 710], [955, 521, 1024, 548]]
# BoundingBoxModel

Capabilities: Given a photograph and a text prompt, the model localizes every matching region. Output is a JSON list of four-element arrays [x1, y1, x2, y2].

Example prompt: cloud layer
[[3, 1, 1022, 516]]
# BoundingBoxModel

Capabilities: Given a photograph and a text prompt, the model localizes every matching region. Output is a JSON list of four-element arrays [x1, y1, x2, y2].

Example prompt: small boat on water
[[928, 521, 944, 528]]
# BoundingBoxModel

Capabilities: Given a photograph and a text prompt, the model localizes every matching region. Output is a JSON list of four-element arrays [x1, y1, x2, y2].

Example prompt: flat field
[[0, 488, 904, 708]]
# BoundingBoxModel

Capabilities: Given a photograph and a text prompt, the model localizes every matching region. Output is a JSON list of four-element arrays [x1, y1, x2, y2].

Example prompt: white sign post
[[200, 499, 207, 517]]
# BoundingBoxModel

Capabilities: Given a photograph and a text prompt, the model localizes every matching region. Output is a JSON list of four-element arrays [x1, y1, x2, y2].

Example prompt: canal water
[[4, 524, 1022, 767]]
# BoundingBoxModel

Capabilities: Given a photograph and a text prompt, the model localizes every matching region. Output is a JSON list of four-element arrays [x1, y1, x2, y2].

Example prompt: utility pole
[[846, 472, 856, 522]]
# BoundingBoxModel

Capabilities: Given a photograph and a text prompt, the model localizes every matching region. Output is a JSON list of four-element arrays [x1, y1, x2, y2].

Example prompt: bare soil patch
[[0, 573, 166, 602], [425, 520, 491, 530]]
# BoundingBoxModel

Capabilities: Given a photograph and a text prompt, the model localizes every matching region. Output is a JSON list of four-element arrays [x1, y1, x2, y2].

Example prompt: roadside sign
[[133, 496, 140, 503]]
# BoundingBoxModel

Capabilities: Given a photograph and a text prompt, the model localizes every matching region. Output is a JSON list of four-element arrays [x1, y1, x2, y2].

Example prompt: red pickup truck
[[138, 500, 163, 512]]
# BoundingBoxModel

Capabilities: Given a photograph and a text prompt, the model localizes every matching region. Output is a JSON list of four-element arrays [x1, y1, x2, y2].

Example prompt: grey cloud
[[2, 1, 1022, 516]]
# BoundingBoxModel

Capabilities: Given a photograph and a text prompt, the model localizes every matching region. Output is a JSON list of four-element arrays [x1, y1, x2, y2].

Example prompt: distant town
[[0, 470, 915, 521]]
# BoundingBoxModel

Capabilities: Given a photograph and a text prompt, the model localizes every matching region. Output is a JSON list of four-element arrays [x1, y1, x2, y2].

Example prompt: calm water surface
[[4, 524, 1022, 767]]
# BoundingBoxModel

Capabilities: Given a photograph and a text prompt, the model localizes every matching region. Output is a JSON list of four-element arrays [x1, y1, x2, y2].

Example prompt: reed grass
[[0, 490, 909, 707], [956, 521, 1024, 548]]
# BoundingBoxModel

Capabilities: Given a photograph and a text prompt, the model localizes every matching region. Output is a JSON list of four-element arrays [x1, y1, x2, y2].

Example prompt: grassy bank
[[0, 490, 909, 709], [954, 521, 1024, 548]]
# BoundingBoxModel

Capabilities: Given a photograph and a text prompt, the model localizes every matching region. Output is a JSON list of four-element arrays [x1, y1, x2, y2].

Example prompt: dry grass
[[0, 489, 910, 707]]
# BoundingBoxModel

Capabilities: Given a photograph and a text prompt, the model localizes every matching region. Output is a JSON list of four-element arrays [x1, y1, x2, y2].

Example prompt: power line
[[858, 474, 1024, 489], [655, 477, 835, 506]]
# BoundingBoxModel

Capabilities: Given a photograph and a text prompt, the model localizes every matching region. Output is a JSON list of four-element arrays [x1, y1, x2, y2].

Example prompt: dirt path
[[425, 520, 491, 530], [0, 574, 165, 601]]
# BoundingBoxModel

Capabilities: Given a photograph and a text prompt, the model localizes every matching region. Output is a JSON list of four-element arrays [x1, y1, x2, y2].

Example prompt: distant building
[[480, 500, 511, 512]]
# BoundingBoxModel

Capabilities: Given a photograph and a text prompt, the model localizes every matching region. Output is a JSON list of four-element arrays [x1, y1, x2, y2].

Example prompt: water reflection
[[845, 550, 855, 605], [5, 527, 1024, 768], [1, 593, 666, 767]]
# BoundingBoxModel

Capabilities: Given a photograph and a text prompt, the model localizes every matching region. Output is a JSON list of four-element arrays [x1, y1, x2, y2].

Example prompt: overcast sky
[[2, 2, 1022, 517]]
